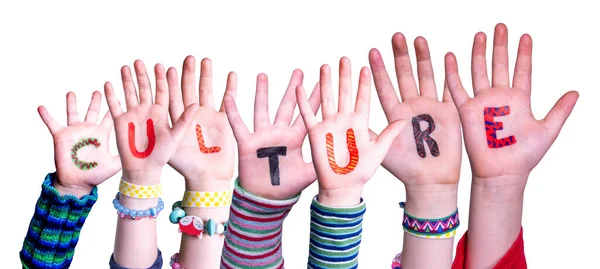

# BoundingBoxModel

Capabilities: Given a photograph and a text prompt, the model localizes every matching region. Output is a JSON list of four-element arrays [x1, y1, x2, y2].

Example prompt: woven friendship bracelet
[[400, 202, 460, 239], [119, 179, 162, 199], [181, 190, 232, 208]]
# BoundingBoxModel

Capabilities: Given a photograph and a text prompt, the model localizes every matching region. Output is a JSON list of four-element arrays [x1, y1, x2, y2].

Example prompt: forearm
[[20, 173, 97, 269], [466, 175, 526, 269], [113, 171, 161, 268], [178, 179, 231, 269], [307, 192, 366, 269], [221, 179, 299, 269], [401, 184, 458, 269]]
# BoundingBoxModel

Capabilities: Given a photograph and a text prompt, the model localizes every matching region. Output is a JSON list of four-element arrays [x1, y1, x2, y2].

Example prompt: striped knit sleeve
[[308, 196, 366, 269], [221, 180, 300, 269], [20, 173, 98, 269]]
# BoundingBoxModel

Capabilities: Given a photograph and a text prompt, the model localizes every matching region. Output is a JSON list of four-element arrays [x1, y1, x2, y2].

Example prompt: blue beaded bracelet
[[113, 193, 165, 220]]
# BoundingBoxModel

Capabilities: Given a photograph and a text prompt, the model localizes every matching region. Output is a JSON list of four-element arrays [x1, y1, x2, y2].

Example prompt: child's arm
[[21, 92, 121, 269], [104, 61, 197, 269], [220, 69, 321, 268], [445, 23, 578, 268], [296, 58, 406, 268], [368, 33, 463, 269], [164, 56, 236, 269]]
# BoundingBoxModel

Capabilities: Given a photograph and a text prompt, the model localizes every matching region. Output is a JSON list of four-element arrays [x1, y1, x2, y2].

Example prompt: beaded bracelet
[[391, 252, 402, 269], [113, 193, 164, 220], [399, 202, 459, 239], [169, 201, 228, 238], [170, 253, 183, 269]]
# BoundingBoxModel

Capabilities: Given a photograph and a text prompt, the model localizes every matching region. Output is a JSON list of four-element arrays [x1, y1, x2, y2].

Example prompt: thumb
[[375, 120, 407, 156], [170, 104, 198, 144], [542, 91, 579, 139]]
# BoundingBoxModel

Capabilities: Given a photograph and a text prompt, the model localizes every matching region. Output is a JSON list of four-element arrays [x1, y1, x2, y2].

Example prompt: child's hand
[[296, 57, 407, 206], [38, 91, 121, 197], [104, 60, 198, 185], [224, 70, 320, 200], [166, 56, 236, 190], [445, 23, 579, 185], [369, 34, 462, 187]]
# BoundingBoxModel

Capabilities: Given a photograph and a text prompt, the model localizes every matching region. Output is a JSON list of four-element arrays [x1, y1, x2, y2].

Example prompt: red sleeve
[[451, 227, 526, 269]]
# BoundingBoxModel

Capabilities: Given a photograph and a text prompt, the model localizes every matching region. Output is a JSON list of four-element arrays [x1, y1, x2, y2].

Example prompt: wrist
[[53, 180, 93, 199], [404, 184, 458, 218], [122, 170, 162, 185], [317, 186, 363, 207], [185, 178, 231, 192]]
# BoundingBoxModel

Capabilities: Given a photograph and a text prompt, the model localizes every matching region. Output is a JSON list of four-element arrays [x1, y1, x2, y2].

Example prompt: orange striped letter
[[326, 129, 359, 175], [196, 125, 221, 153]]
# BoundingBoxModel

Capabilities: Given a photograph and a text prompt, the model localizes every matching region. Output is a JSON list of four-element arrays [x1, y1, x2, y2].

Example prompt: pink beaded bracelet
[[170, 253, 183, 269]]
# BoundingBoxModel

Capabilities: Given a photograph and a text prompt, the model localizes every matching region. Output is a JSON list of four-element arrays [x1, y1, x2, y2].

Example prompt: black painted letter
[[411, 114, 440, 158], [256, 146, 287, 185]]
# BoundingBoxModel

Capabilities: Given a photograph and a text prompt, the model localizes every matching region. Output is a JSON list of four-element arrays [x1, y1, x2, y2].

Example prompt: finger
[[66, 92, 79, 125], [224, 95, 250, 139], [414, 37, 438, 99], [542, 91, 579, 139], [84, 91, 102, 123], [274, 69, 303, 126], [121, 65, 139, 109], [38, 106, 62, 134], [320, 64, 336, 119], [254, 73, 270, 131], [104, 81, 124, 117], [182, 55, 199, 107], [354, 67, 371, 121], [392, 33, 419, 101], [369, 48, 400, 121], [512, 34, 533, 91], [444, 53, 470, 109], [492, 23, 510, 87], [472, 32, 491, 93], [134, 60, 153, 104], [154, 64, 169, 107], [295, 85, 318, 130], [292, 82, 321, 132], [167, 67, 184, 124], [219, 72, 238, 112], [100, 110, 114, 130], [442, 78, 455, 104], [338, 57, 353, 114], [199, 58, 215, 109], [170, 104, 199, 144], [375, 120, 407, 156]]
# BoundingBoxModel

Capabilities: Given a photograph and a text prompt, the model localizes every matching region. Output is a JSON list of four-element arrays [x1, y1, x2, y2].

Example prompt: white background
[[1, 1, 598, 268]]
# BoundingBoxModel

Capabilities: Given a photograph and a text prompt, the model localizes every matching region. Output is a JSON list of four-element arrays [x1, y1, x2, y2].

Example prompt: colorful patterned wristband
[[119, 178, 162, 199], [400, 202, 459, 239], [113, 193, 164, 219], [181, 190, 232, 208], [169, 202, 228, 238]]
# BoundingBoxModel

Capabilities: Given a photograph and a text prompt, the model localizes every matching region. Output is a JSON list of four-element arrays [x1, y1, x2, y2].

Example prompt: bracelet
[[391, 252, 402, 269], [170, 202, 228, 238], [181, 190, 232, 208], [399, 202, 459, 239], [113, 193, 164, 219], [170, 253, 183, 269], [119, 178, 162, 199]]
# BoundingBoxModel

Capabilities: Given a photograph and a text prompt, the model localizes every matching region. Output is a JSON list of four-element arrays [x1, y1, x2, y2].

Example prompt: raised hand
[[445, 23, 579, 183], [104, 60, 198, 185], [223, 70, 320, 200], [296, 57, 407, 206], [369, 34, 462, 186], [38, 91, 121, 197], [167, 56, 236, 190]]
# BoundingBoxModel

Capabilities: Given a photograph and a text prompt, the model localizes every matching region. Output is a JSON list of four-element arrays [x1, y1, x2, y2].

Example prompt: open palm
[[297, 58, 406, 196], [104, 60, 197, 183], [224, 70, 320, 200], [369, 34, 462, 185], [445, 23, 578, 180], [167, 56, 236, 188], [38, 91, 121, 190]]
